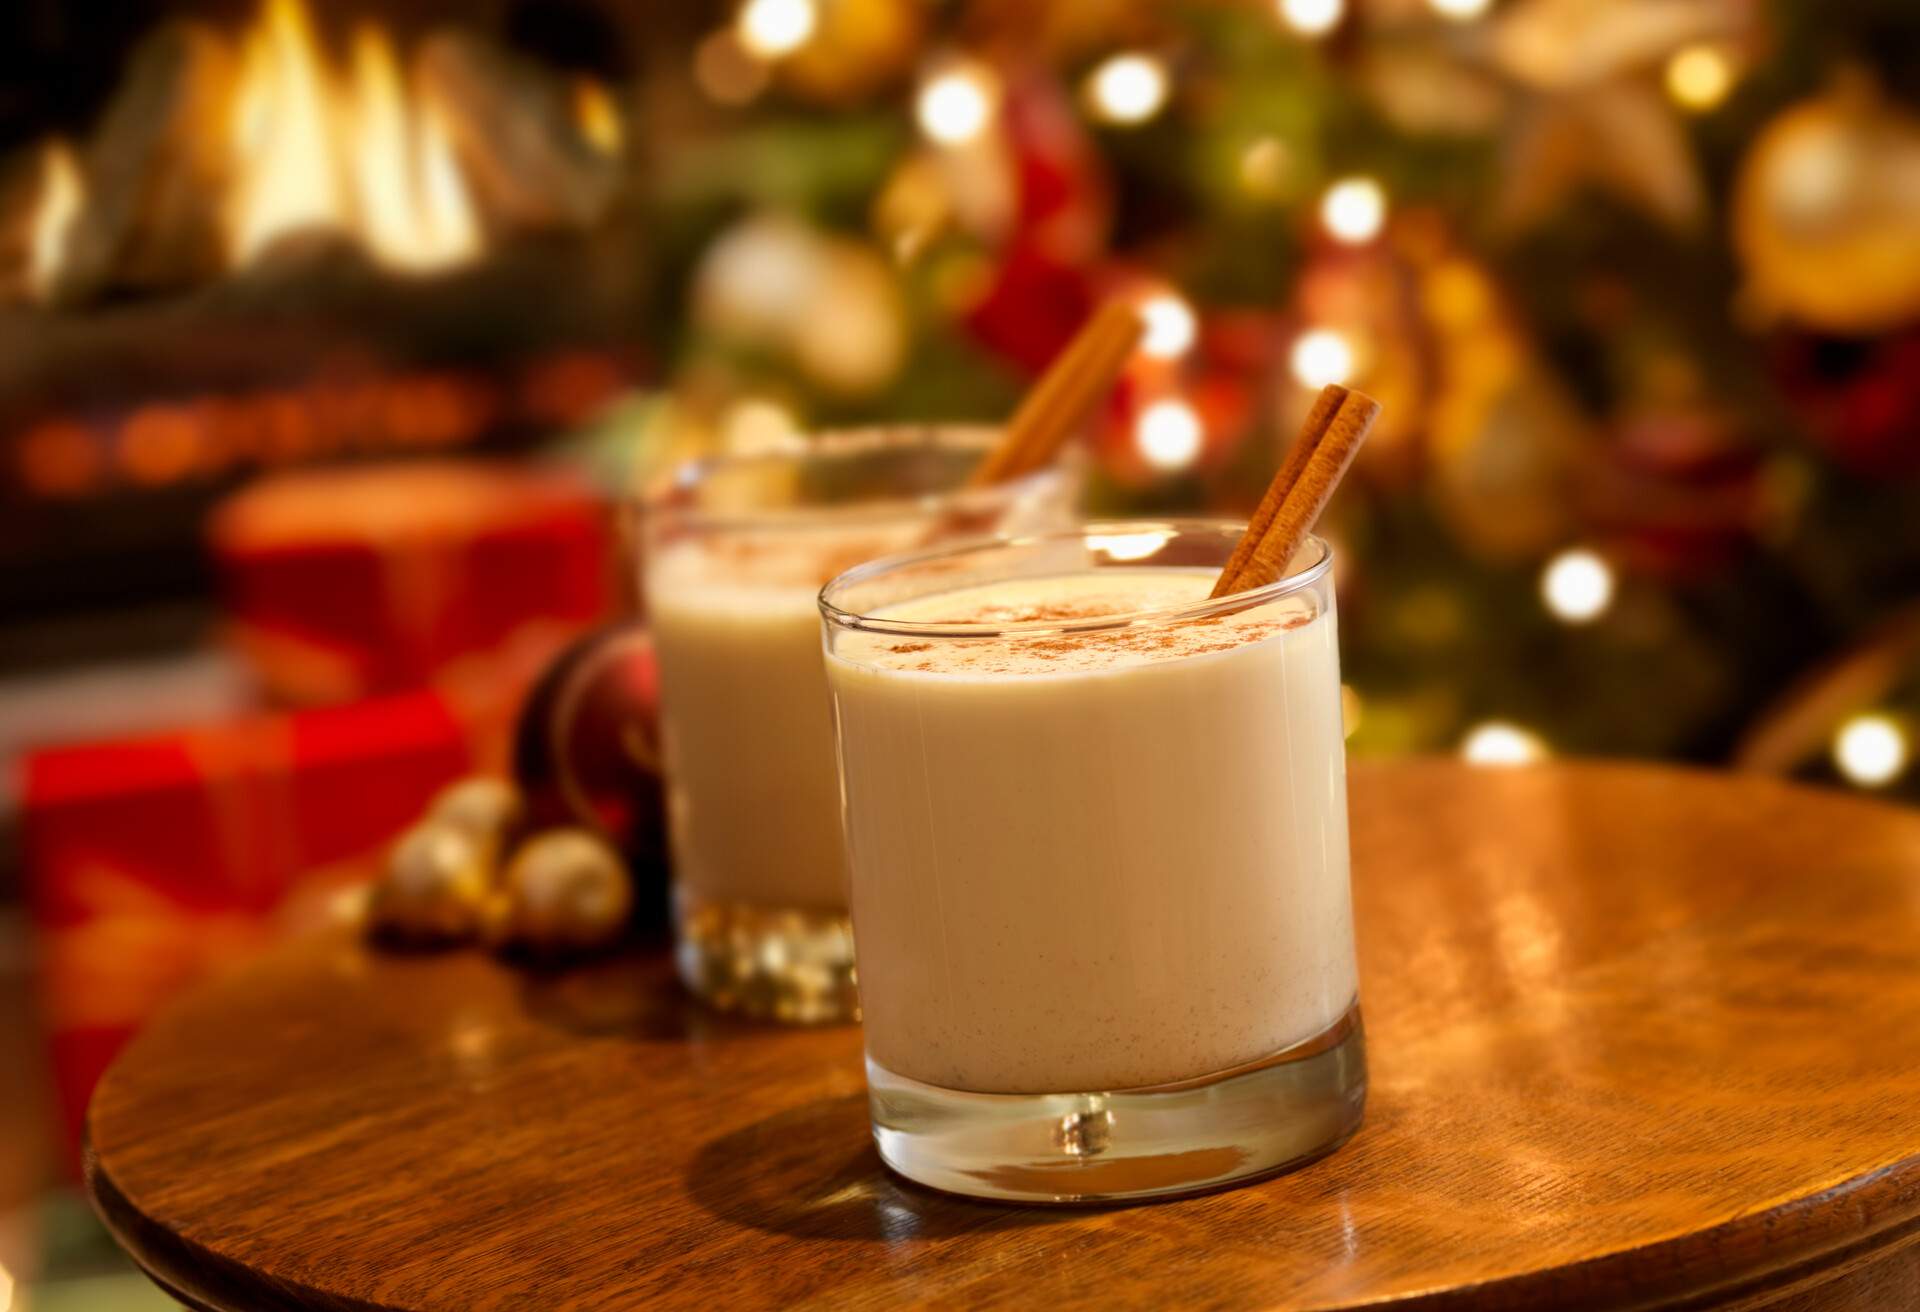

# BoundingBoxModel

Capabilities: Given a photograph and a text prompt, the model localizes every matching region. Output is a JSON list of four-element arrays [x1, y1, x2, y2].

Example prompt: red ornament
[[511, 627, 670, 927], [961, 71, 1113, 373], [1773, 328, 1920, 479], [1588, 411, 1765, 582]]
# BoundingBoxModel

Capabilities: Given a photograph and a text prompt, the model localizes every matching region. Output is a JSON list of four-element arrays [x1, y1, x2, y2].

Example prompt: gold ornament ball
[[1733, 82, 1920, 334], [790, 239, 906, 396], [428, 777, 525, 852], [369, 821, 495, 944], [501, 828, 633, 954], [691, 213, 906, 397]]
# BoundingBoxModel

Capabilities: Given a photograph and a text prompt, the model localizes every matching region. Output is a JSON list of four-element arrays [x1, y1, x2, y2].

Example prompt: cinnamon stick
[[1212, 383, 1347, 596], [967, 299, 1143, 487], [1212, 386, 1379, 597]]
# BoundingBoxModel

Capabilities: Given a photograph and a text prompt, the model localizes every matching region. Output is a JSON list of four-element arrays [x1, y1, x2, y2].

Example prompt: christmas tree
[[614, 0, 1920, 798]]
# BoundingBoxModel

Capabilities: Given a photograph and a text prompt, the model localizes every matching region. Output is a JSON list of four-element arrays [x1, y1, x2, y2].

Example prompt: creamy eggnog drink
[[641, 427, 1076, 1023], [821, 523, 1365, 1202]]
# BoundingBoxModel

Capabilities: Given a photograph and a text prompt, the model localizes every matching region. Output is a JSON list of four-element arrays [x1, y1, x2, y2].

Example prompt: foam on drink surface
[[839, 569, 1317, 677]]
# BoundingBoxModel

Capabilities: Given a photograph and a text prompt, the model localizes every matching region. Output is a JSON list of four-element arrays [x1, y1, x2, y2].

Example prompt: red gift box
[[24, 690, 482, 1162], [207, 460, 615, 706]]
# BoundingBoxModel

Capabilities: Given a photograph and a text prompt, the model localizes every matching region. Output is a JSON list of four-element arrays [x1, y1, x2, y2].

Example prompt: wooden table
[[86, 761, 1920, 1310]]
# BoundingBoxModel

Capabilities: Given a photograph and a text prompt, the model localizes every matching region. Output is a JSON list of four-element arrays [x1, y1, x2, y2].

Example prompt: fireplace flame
[[229, 0, 348, 263], [27, 140, 84, 300], [228, 0, 479, 271], [346, 26, 479, 271]]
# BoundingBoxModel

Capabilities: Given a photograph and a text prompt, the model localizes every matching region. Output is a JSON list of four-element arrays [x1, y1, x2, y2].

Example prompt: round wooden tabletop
[[86, 760, 1920, 1311]]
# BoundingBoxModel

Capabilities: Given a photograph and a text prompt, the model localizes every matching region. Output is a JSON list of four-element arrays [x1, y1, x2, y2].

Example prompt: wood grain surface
[[85, 760, 1920, 1311]]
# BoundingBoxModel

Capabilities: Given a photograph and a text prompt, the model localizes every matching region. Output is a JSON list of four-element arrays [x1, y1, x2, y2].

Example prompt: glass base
[[867, 1003, 1365, 1204], [673, 890, 860, 1024]]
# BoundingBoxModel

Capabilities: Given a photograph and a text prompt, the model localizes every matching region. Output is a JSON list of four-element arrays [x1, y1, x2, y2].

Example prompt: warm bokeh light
[[1666, 44, 1734, 112], [736, 0, 816, 59], [1086, 53, 1169, 126], [916, 65, 995, 146], [1834, 714, 1909, 787], [1136, 399, 1204, 470], [722, 398, 803, 454], [1089, 530, 1175, 561], [573, 78, 622, 155], [1541, 548, 1615, 624], [1238, 136, 1291, 197], [1428, 0, 1491, 21], [1320, 176, 1386, 244], [1140, 293, 1198, 359], [1461, 721, 1550, 766], [695, 30, 770, 105], [1277, 0, 1343, 37], [26, 139, 81, 301], [1290, 328, 1354, 387], [17, 420, 100, 497]]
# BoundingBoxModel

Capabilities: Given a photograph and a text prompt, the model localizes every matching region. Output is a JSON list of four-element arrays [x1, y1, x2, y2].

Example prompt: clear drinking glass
[[639, 426, 1078, 1024], [819, 521, 1365, 1202]]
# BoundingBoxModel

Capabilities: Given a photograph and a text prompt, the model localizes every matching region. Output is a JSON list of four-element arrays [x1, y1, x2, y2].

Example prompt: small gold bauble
[[1733, 81, 1920, 334], [369, 821, 494, 944], [427, 777, 525, 856], [500, 828, 633, 954]]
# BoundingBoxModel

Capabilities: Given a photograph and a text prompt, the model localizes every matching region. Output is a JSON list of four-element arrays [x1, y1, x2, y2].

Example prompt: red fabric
[[24, 690, 478, 1164]]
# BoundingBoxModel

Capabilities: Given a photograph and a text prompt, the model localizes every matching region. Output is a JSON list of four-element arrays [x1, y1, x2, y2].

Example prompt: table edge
[[86, 1133, 403, 1312]]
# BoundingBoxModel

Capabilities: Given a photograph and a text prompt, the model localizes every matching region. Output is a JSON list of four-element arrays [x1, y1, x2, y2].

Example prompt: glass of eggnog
[[819, 520, 1365, 1202], [640, 426, 1078, 1024]]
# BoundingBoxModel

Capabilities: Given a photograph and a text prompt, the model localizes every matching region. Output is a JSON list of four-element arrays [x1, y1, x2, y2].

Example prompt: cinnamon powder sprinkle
[[870, 610, 1312, 674]]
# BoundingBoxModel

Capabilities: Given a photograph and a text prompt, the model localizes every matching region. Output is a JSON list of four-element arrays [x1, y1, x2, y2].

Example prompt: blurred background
[[2, 0, 1919, 1303]]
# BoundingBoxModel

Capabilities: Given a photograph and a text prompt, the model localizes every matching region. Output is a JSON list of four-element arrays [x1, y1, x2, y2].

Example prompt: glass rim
[[638, 423, 1066, 532], [818, 520, 1334, 638]]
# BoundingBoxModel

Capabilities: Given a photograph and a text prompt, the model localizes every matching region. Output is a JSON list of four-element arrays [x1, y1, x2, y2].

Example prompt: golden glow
[[1290, 328, 1354, 387], [1135, 398, 1203, 470], [1666, 44, 1734, 112], [1834, 713, 1909, 787], [27, 138, 83, 300], [916, 64, 996, 146], [414, 102, 481, 271], [722, 397, 804, 454], [1278, 0, 1343, 37], [1089, 530, 1175, 561], [1238, 136, 1291, 197], [1320, 176, 1386, 244], [1461, 721, 1549, 766], [1139, 292, 1198, 359], [229, 0, 349, 263], [227, 0, 481, 272], [574, 77, 622, 155], [1540, 548, 1614, 623], [737, 0, 816, 58], [346, 26, 416, 264], [1429, 0, 1491, 20], [695, 29, 770, 105], [1341, 684, 1362, 738], [1086, 53, 1169, 126]]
